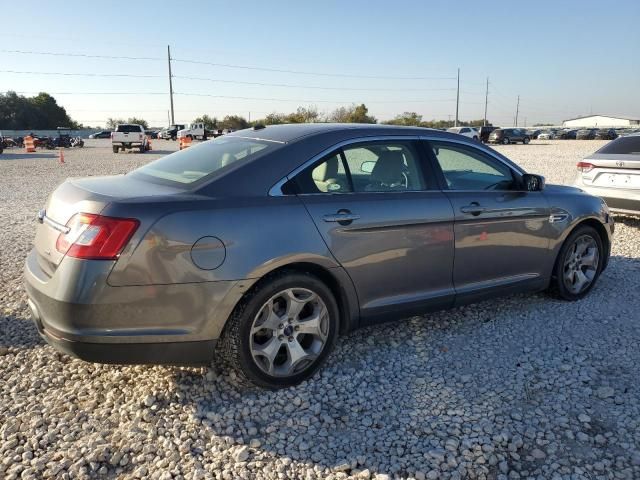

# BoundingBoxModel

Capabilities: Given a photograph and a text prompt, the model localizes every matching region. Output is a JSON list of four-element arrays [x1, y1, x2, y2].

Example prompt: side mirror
[[361, 161, 376, 174], [522, 173, 545, 192]]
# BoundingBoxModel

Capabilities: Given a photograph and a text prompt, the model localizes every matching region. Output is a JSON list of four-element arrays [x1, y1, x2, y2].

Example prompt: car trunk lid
[[580, 154, 640, 190], [34, 175, 182, 274]]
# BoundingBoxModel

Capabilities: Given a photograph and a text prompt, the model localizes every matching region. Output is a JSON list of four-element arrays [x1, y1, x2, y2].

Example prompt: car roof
[[226, 123, 450, 144]]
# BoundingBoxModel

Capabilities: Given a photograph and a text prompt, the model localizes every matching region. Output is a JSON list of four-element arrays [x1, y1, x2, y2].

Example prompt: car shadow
[[0, 152, 58, 160]]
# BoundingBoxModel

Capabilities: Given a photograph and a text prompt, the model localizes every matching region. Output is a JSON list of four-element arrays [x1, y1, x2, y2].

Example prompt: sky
[[1, 0, 639, 128]]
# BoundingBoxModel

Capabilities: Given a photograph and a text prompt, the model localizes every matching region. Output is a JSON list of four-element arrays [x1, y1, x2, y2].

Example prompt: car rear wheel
[[502, 137, 510, 145], [549, 225, 603, 301], [217, 271, 339, 389], [112, 146, 118, 153]]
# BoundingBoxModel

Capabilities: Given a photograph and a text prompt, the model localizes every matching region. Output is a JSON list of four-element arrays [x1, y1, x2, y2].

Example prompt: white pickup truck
[[177, 123, 209, 141], [111, 124, 148, 153]]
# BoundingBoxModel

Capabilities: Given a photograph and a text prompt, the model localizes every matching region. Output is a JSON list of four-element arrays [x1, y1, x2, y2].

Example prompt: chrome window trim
[[268, 134, 526, 196]]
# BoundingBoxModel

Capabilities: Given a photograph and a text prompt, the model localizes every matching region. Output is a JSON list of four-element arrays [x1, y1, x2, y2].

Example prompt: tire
[[549, 225, 604, 301], [112, 146, 119, 153], [472, 135, 478, 141], [502, 137, 510, 145], [139, 144, 145, 153], [217, 271, 339, 389], [523, 136, 530, 144]]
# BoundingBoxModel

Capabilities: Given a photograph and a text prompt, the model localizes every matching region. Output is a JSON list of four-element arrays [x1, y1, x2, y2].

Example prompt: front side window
[[429, 141, 516, 191], [132, 136, 272, 186], [294, 141, 426, 194]]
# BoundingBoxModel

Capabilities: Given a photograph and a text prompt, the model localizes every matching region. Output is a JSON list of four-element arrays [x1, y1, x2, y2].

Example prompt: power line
[[176, 92, 456, 104], [0, 69, 163, 79], [0, 69, 457, 92], [172, 58, 456, 81], [0, 49, 162, 61], [0, 48, 456, 81], [174, 75, 457, 92], [15, 90, 456, 104]]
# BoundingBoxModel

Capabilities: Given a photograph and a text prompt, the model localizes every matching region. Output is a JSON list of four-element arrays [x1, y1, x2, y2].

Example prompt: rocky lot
[[1, 139, 639, 480]]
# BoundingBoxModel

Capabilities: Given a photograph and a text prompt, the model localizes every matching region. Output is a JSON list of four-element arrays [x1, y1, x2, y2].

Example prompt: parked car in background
[[477, 126, 498, 143], [146, 130, 159, 139], [526, 129, 542, 139], [595, 129, 618, 140], [538, 130, 556, 140], [576, 129, 597, 140], [24, 123, 613, 388], [446, 126, 479, 140], [111, 124, 148, 153], [89, 131, 112, 139], [574, 134, 640, 215], [0, 133, 3, 154], [488, 128, 531, 144], [158, 124, 186, 140]]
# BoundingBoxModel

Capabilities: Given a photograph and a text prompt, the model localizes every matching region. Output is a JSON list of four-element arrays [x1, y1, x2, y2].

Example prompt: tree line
[[1, 91, 491, 131], [0, 91, 79, 129], [191, 105, 490, 131]]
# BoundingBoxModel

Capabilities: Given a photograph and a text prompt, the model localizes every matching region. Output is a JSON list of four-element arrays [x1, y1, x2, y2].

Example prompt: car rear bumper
[[574, 183, 640, 214], [24, 248, 242, 365]]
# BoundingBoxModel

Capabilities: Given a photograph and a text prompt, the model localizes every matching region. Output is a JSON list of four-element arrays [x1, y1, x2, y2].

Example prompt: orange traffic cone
[[58, 148, 65, 164], [24, 136, 36, 153], [179, 136, 192, 150]]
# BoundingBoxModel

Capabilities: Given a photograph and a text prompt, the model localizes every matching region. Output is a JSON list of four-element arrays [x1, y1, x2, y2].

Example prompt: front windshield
[[131, 136, 272, 186]]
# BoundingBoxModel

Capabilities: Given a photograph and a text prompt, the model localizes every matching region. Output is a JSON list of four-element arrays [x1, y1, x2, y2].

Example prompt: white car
[[446, 126, 479, 140], [538, 131, 555, 140]]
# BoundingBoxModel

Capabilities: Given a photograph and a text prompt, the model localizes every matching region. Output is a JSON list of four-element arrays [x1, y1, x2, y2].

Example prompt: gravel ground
[[1, 139, 639, 480]]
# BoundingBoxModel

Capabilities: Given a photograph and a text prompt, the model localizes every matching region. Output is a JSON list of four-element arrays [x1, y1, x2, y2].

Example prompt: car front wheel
[[523, 136, 530, 144], [550, 225, 604, 301], [217, 272, 339, 388], [502, 137, 510, 145]]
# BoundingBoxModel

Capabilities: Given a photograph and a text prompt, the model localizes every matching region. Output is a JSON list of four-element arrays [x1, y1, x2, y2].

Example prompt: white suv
[[446, 126, 479, 140]]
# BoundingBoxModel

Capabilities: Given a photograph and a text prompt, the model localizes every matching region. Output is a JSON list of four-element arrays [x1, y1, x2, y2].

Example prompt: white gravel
[[1, 139, 639, 480]]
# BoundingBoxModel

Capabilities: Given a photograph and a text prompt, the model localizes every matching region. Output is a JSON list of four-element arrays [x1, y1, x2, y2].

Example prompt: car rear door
[[292, 137, 456, 322], [424, 139, 552, 304]]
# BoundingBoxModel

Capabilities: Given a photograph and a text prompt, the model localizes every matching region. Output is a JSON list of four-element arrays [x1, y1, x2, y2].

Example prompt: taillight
[[577, 162, 594, 173], [56, 213, 139, 260], [110, 132, 114, 139]]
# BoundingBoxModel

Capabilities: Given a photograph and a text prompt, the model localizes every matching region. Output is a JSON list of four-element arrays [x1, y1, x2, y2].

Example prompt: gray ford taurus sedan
[[25, 124, 614, 388]]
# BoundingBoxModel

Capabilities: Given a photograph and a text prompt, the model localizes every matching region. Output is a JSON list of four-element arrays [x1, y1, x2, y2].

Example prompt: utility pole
[[248, 111, 251, 123], [514, 95, 520, 127], [167, 45, 175, 126], [454, 68, 460, 127], [483, 77, 489, 126]]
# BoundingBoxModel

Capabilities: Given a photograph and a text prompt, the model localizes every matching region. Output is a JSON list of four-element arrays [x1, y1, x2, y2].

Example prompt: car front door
[[291, 138, 456, 323], [425, 139, 552, 304]]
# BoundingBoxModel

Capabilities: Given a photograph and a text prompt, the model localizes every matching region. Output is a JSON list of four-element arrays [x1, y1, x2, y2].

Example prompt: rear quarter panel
[[105, 195, 340, 286]]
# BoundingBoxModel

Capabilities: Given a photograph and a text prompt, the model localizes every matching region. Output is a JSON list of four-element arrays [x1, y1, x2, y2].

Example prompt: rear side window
[[595, 136, 640, 155], [132, 136, 272, 185], [116, 125, 143, 133], [294, 141, 426, 194]]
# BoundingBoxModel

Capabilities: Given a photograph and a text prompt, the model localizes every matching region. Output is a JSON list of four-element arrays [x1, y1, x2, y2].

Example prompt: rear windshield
[[131, 136, 272, 186], [117, 125, 143, 133], [595, 136, 640, 155]]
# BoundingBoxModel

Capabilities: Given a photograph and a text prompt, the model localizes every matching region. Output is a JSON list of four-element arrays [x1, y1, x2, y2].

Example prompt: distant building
[[562, 115, 640, 128]]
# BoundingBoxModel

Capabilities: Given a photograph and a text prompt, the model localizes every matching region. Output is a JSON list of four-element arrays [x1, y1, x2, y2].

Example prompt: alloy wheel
[[249, 288, 329, 377], [563, 234, 599, 294]]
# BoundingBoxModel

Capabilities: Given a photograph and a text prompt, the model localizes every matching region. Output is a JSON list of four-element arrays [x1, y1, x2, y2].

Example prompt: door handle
[[323, 210, 360, 224], [460, 203, 487, 215]]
